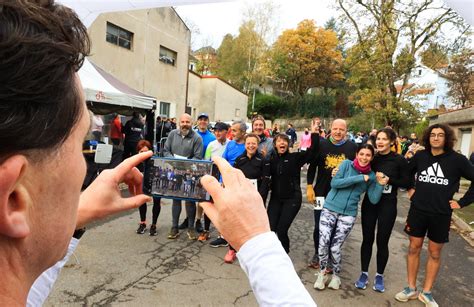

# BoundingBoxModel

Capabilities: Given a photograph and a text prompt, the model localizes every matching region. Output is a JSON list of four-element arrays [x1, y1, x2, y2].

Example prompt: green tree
[[421, 43, 448, 71], [445, 49, 473, 107]]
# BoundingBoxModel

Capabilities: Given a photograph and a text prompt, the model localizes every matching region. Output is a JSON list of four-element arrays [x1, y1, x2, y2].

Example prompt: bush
[[250, 93, 288, 120]]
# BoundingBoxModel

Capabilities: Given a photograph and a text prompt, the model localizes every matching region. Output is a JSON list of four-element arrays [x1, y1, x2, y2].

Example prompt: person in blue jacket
[[314, 144, 387, 291]]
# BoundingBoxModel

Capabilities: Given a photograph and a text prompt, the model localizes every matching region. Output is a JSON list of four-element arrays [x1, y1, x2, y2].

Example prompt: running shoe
[[149, 224, 157, 236], [136, 223, 146, 234], [354, 272, 369, 290], [313, 271, 328, 290], [224, 249, 236, 263], [395, 287, 418, 302], [178, 218, 188, 230], [418, 291, 439, 307], [373, 275, 385, 292], [328, 275, 341, 290], [210, 237, 228, 248], [187, 228, 198, 240], [195, 219, 203, 233], [198, 230, 210, 242], [167, 227, 179, 239]]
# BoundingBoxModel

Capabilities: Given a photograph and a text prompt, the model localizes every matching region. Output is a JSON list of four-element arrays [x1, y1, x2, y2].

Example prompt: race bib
[[314, 197, 325, 210], [249, 179, 258, 190], [383, 184, 392, 194]]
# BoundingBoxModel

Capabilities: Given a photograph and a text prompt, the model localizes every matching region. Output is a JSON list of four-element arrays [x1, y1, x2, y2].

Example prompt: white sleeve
[[27, 238, 80, 307], [237, 232, 317, 307]]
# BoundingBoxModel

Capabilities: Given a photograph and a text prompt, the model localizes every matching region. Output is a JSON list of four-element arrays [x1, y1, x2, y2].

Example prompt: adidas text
[[418, 175, 448, 185]]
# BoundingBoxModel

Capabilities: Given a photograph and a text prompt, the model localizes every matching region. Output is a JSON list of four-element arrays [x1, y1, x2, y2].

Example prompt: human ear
[[0, 155, 31, 238]]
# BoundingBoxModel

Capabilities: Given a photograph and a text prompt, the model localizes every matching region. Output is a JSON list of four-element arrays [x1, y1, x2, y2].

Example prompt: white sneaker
[[328, 275, 341, 290], [313, 271, 328, 290]]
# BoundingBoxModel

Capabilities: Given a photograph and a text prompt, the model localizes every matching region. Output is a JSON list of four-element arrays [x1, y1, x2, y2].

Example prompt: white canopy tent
[[78, 58, 155, 112]]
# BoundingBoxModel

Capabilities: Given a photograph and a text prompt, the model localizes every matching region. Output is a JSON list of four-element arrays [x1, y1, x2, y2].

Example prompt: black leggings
[[360, 197, 397, 274], [138, 197, 161, 225], [267, 197, 301, 253]]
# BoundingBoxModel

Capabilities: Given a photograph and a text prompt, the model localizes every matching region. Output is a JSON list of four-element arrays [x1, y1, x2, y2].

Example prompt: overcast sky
[[175, 0, 336, 50]]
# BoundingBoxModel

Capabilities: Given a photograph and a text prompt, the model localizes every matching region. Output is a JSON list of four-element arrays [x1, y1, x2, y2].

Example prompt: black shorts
[[404, 207, 451, 243]]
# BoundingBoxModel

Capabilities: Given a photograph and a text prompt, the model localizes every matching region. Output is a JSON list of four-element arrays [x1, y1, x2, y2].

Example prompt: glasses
[[430, 133, 445, 138]]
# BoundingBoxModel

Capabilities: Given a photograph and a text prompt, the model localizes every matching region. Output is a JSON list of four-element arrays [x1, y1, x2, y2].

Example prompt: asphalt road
[[45, 179, 474, 306]]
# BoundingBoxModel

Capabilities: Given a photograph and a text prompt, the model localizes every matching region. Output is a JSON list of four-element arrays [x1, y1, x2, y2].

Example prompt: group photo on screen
[[149, 158, 213, 201]]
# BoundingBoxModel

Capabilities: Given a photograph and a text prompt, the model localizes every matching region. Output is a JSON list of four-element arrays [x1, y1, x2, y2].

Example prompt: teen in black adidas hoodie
[[395, 124, 474, 306]]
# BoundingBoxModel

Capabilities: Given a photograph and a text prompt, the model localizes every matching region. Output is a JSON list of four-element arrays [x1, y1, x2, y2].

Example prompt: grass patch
[[455, 204, 474, 230]]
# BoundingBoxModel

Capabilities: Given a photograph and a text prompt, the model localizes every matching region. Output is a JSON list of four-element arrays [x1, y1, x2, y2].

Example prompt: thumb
[[199, 202, 220, 229]]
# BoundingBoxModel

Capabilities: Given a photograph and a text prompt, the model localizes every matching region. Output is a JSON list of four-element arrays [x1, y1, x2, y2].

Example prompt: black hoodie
[[408, 149, 474, 215], [123, 117, 144, 144]]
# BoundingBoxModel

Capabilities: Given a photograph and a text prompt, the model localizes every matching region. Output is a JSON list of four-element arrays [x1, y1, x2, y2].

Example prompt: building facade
[[429, 106, 474, 158], [88, 7, 191, 118]]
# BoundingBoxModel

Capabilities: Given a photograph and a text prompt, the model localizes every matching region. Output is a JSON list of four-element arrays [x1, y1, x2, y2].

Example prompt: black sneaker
[[178, 218, 188, 230], [149, 224, 157, 236], [167, 227, 179, 239], [136, 223, 146, 234], [209, 237, 228, 248], [195, 219, 203, 233]]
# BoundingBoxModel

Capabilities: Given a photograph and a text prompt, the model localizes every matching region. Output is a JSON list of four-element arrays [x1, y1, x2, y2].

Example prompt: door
[[460, 129, 472, 158]]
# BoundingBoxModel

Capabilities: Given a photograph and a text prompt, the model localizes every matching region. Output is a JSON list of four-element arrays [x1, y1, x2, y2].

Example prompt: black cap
[[214, 122, 229, 131]]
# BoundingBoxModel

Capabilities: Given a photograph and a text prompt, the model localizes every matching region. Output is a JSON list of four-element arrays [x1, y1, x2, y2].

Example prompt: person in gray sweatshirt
[[163, 113, 203, 240]]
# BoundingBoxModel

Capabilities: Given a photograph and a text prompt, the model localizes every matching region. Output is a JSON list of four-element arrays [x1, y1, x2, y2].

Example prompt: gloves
[[306, 184, 315, 204]]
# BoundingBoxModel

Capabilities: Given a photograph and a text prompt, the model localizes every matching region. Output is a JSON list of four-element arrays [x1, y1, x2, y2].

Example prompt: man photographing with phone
[[0, 1, 316, 306]]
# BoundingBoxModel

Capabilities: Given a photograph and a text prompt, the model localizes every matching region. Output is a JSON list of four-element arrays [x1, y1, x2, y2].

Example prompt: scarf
[[353, 158, 371, 174], [329, 136, 347, 146]]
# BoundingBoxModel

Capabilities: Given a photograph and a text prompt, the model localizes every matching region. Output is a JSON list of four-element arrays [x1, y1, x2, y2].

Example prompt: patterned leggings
[[318, 208, 356, 275]]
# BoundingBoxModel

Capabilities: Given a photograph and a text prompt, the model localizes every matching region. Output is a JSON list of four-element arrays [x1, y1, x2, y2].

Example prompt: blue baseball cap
[[197, 113, 209, 120]]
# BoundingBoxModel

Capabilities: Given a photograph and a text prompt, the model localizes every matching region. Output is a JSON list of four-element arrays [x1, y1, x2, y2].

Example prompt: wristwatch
[[72, 227, 86, 239]]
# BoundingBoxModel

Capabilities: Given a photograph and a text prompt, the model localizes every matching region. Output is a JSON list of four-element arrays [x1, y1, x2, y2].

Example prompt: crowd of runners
[[131, 112, 473, 307]]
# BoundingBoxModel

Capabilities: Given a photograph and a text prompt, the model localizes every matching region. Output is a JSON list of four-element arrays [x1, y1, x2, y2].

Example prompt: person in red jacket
[[110, 114, 122, 146]]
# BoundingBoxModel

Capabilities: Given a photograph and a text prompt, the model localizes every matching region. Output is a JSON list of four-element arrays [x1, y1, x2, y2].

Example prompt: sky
[[175, 0, 336, 50]]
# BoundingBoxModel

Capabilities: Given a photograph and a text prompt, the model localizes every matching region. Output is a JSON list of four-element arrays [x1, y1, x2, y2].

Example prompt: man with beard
[[306, 119, 357, 269], [163, 114, 203, 240]]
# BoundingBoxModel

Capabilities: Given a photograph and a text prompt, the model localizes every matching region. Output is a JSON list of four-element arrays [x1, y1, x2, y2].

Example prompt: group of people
[[2, 2, 473, 307]]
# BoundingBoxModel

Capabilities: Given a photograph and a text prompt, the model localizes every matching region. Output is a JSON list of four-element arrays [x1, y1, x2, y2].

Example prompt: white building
[[396, 64, 452, 111]]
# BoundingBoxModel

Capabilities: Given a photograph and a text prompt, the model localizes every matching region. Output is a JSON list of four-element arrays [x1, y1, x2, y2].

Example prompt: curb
[[452, 212, 474, 247]]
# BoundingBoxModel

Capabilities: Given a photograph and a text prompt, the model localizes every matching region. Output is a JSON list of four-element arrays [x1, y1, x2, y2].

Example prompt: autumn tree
[[269, 19, 343, 99], [421, 42, 448, 70], [445, 49, 473, 107], [215, 0, 279, 93], [338, 0, 468, 130]]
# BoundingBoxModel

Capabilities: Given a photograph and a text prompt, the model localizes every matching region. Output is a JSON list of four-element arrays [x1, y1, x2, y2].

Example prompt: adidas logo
[[418, 162, 449, 186]]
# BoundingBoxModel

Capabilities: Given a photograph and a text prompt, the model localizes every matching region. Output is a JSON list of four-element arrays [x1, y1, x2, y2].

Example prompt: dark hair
[[357, 143, 375, 157], [421, 124, 456, 152], [0, 0, 90, 161], [273, 133, 290, 146], [137, 140, 152, 152], [376, 127, 397, 144]]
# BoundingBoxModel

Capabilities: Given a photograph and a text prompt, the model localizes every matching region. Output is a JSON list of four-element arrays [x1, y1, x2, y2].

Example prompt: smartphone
[[144, 156, 220, 202]]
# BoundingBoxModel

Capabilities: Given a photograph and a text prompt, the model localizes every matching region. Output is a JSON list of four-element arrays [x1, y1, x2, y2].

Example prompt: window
[[418, 69, 422, 76], [160, 102, 170, 118], [235, 108, 241, 117], [106, 22, 133, 50], [160, 46, 177, 66]]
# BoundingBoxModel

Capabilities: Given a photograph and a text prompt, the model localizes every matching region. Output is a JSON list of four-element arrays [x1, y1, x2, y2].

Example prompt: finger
[[199, 202, 220, 229], [211, 156, 240, 186], [114, 151, 153, 180], [200, 174, 224, 201], [122, 194, 152, 210]]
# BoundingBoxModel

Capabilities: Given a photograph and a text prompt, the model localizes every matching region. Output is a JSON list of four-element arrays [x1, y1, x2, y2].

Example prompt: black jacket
[[270, 133, 319, 200], [363, 151, 409, 205], [408, 150, 474, 215], [123, 117, 144, 144], [234, 151, 270, 200]]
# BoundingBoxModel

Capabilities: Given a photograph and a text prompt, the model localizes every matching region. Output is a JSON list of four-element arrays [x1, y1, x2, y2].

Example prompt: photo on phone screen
[[145, 157, 219, 202]]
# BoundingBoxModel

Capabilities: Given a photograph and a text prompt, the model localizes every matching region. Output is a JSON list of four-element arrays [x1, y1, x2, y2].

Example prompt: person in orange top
[[110, 114, 122, 146]]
